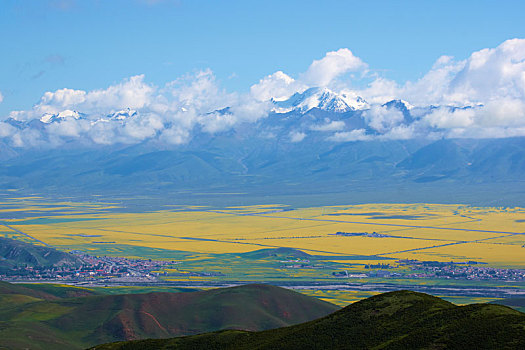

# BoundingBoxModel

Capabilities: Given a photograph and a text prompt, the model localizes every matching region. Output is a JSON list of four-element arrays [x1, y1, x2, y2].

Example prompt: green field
[[1, 196, 525, 305]]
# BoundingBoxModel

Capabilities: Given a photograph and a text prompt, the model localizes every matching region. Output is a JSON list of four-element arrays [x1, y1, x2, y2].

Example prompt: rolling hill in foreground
[[493, 297, 525, 314], [92, 290, 525, 350], [0, 282, 338, 350]]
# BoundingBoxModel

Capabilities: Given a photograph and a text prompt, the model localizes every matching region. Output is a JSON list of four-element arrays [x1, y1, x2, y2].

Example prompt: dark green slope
[[240, 247, 311, 259], [0, 283, 338, 350], [0, 280, 61, 300], [15, 282, 101, 299], [0, 236, 82, 273], [93, 290, 525, 350], [492, 297, 525, 313]]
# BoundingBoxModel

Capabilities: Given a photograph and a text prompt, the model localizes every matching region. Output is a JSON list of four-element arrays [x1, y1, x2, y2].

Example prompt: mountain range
[[0, 88, 524, 206], [2, 279, 524, 350], [92, 289, 525, 350], [0, 282, 338, 350]]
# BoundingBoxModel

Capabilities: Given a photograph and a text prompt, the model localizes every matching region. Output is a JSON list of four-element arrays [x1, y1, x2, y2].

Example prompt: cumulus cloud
[[290, 131, 306, 142], [2, 39, 525, 147], [163, 69, 231, 115], [310, 120, 345, 132], [250, 48, 367, 102], [0, 122, 15, 138], [301, 48, 367, 87], [250, 71, 304, 101], [1, 69, 273, 147], [363, 105, 405, 133], [448, 39, 525, 104], [10, 75, 155, 121], [355, 38, 525, 140], [327, 129, 370, 142], [159, 125, 191, 145]]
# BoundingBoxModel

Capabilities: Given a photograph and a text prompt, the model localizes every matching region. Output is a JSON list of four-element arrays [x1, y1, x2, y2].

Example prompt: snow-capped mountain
[[35, 109, 137, 125], [272, 87, 368, 114], [1, 87, 498, 151], [106, 108, 137, 121], [40, 110, 84, 123], [382, 99, 414, 112]]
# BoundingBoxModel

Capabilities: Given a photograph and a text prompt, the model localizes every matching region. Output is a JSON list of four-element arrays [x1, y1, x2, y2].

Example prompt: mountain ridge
[[90, 290, 525, 350], [1, 87, 524, 206], [0, 282, 338, 350], [0, 137, 523, 206], [0, 237, 82, 274]]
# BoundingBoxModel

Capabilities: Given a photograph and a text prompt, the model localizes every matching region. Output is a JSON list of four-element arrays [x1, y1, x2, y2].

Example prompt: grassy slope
[[93, 290, 525, 350], [0, 281, 64, 300], [492, 297, 525, 313], [16, 283, 101, 299], [0, 283, 338, 350], [0, 237, 82, 272]]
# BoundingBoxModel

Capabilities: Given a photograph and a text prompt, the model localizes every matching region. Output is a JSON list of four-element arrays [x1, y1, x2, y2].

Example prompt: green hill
[[92, 290, 525, 350], [492, 297, 525, 313], [0, 280, 95, 301], [0, 283, 338, 350], [0, 236, 82, 273], [240, 247, 312, 259]]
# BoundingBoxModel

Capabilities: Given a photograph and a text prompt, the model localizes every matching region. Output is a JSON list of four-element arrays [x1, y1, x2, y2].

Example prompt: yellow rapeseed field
[[2, 200, 524, 267]]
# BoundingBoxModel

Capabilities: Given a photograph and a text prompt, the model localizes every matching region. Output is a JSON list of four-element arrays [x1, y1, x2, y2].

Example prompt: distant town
[[0, 251, 174, 283], [2, 247, 525, 285], [332, 260, 525, 282]]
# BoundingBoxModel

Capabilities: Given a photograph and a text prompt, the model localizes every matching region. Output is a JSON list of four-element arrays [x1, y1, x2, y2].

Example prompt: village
[[0, 251, 177, 283], [2, 249, 525, 285], [399, 259, 525, 281]]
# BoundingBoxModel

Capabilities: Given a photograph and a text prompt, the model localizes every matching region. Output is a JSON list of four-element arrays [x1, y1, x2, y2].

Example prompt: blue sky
[[1, 0, 524, 118]]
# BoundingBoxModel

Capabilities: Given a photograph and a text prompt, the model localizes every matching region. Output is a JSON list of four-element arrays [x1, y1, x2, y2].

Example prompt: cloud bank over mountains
[[1, 39, 525, 148]]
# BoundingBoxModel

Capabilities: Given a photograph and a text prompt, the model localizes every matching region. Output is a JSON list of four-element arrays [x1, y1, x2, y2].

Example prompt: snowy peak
[[272, 87, 368, 114], [107, 108, 137, 121], [383, 99, 414, 111], [36, 109, 137, 125], [40, 110, 83, 123]]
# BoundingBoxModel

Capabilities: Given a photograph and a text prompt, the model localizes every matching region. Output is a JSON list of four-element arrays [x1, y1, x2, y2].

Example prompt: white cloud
[[379, 125, 418, 140], [229, 95, 271, 123], [87, 121, 117, 145], [163, 69, 232, 115], [9, 75, 155, 121], [250, 49, 367, 102], [363, 105, 405, 133], [359, 77, 400, 105], [250, 71, 304, 101], [122, 113, 164, 140], [11, 128, 45, 148], [404, 39, 525, 107], [400, 55, 466, 106], [289, 131, 306, 142], [41, 88, 87, 110], [84, 74, 154, 111], [310, 120, 345, 132], [2, 39, 525, 147], [0, 122, 15, 138], [0, 91, 4, 103], [46, 118, 89, 137], [327, 129, 370, 142], [354, 38, 525, 139], [159, 125, 190, 145], [302, 49, 367, 87], [448, 39, 525, 103], [424, 107, 476, 129], [199, 112, 236, 134]]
